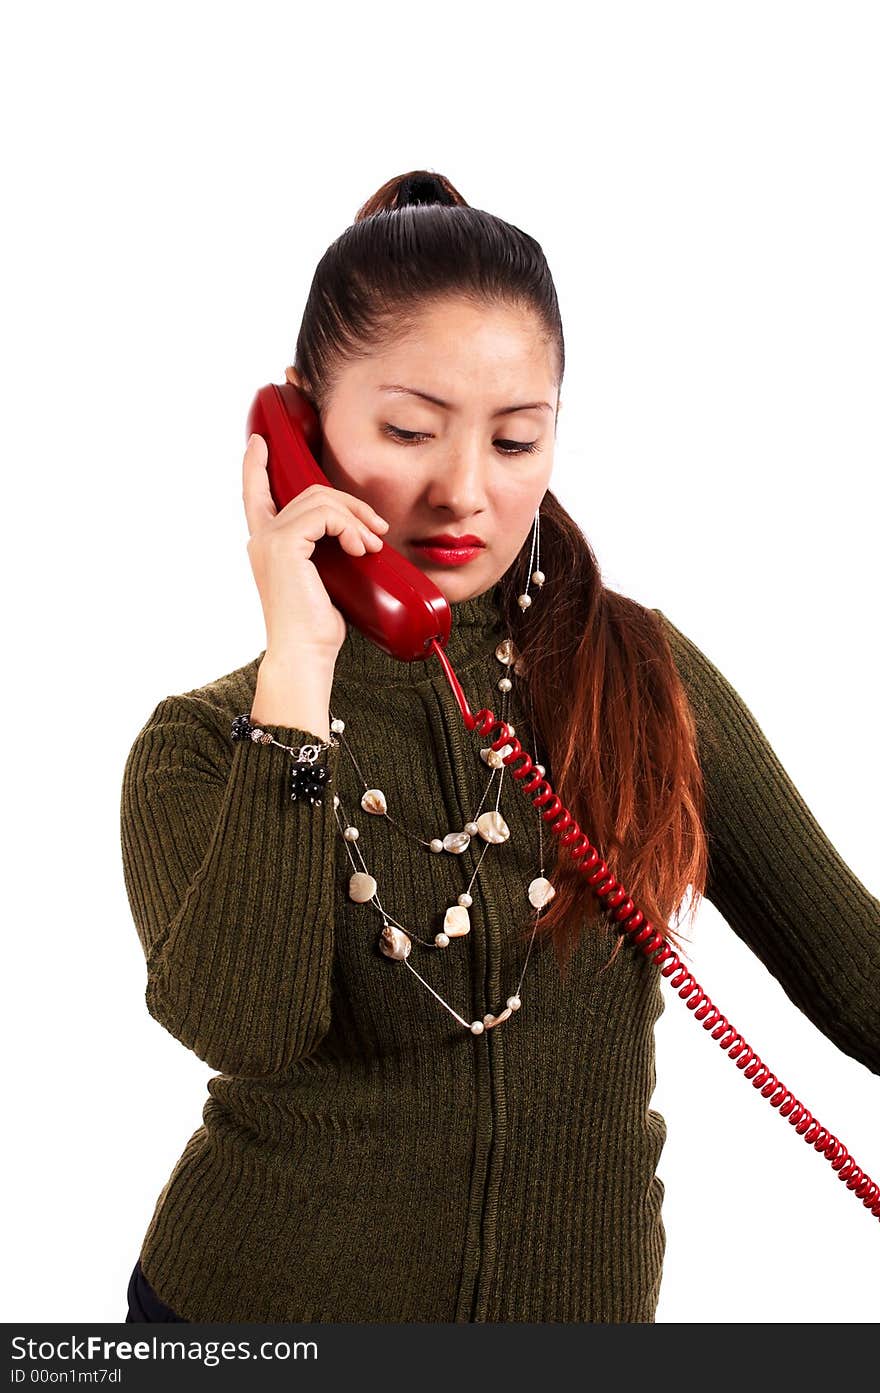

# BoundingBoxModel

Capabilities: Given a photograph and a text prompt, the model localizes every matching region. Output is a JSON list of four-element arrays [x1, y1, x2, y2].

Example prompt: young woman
[[121, 169, 879, 1324]]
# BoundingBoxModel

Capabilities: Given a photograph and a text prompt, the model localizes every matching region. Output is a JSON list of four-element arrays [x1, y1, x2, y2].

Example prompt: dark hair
[[292, 168, 707, 976]]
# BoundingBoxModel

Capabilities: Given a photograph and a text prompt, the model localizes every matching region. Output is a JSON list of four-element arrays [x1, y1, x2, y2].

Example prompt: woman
[[121, 169, 879, 1323]]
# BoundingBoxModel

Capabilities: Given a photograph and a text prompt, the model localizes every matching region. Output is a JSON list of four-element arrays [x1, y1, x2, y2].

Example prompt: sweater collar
[[334, 578, 509, 687]]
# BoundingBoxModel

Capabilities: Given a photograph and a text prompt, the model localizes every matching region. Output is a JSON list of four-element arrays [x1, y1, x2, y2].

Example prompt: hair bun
[[354, 170, 467, 221], [395, 173, 457, 209]]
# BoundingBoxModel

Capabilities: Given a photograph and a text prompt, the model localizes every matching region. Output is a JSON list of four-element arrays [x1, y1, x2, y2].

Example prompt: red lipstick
[[411, 533, 486, 567]]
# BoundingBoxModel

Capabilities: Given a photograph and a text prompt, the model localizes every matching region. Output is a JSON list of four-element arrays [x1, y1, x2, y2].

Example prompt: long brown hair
[[292, 168, 708, 976]]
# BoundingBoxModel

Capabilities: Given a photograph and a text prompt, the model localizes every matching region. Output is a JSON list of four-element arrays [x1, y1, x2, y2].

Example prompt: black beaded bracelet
[[230, 714, 337, 807]]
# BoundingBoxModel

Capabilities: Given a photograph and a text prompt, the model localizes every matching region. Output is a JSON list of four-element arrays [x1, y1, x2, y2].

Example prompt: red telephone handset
[[247, 380, 880, 1222], [246, 382, 451, 662]]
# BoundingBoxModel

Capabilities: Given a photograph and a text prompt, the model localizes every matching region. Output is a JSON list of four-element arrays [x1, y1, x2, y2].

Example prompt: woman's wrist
[[251, 651, 335, 743]]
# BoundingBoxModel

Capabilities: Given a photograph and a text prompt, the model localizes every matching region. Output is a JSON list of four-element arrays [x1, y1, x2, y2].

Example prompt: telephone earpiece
[[246, 382, 451, 662]]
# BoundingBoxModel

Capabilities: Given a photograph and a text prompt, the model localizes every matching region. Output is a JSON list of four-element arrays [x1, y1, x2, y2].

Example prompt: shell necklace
[[328, 633, 556, 1035]]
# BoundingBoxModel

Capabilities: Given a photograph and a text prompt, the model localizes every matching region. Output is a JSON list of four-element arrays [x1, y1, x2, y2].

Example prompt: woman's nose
[[425, 448, 487, 513]]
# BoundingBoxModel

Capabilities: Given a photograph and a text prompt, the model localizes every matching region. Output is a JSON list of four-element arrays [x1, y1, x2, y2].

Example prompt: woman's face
[[286, 297, 559, 602]]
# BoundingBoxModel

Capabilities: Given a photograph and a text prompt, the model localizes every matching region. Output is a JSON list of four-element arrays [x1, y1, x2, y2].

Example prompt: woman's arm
[[120, 692, 341, 1078], [653, 609, 880, 1077]]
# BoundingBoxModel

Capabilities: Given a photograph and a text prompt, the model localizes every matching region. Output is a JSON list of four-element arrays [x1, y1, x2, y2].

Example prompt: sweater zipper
[[440, 675, 510, 1321]]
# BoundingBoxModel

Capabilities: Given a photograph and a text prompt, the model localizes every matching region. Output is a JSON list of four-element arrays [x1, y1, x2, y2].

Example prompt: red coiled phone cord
[[429, 637, 880, 1224]]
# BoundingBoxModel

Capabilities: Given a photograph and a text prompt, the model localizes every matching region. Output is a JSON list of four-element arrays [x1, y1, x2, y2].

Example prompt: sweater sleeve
[[653, 609, 880, 1077], [120, 694, 342, 1078]]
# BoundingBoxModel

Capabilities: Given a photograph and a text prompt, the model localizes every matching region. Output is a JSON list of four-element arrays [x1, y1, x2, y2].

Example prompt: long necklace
[[328, 625, 555, 1035]]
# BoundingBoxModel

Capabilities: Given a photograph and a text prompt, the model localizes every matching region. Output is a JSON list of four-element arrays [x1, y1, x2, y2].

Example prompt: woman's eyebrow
[[379, 384, 552, 416]]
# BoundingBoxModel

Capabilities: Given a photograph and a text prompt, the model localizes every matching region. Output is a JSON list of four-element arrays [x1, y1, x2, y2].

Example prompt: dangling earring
[[517, 506, 546, 610]]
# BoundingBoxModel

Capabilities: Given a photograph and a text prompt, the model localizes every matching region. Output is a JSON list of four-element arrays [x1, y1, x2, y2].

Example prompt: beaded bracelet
[[230, 714, 338, 806]]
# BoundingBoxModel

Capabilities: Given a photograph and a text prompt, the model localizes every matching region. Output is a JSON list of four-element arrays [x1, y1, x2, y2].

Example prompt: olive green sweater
[[120, 582, 879, 1323]]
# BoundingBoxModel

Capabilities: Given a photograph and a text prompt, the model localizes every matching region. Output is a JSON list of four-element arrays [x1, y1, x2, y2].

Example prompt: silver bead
[[435, 932, 450, 948], [517, 592, 532, 610], [458, 892, 473, 907], [330, 718, 345, 734], [531, 569, 545, 586], [507, 995, 522, 1011], [430, 838, 444, 853], [470, 1020, 485, 1034], [498, 676, 512, 692], [343, 826, 359, 842]]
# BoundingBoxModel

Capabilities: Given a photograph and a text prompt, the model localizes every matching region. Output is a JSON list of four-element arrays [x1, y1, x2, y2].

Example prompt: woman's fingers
[[241, 434, 275, 537], [243, 433, 391, 545]]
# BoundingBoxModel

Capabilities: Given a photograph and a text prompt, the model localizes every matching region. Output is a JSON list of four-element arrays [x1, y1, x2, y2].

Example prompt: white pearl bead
[[506, 724, 515, 737], [507, 995, 522, 1010], [343, 826, 359, 841], [470, 1020, 485, 1034], [498, 676, 512, 692], [517, 593, 532, 609], [532, 569, 545, 586], [435, 932, 450, 948], [535, 764, 545, 776], [458, 892, 473, 907], [330, 718, 345, 734], [333, 794, 340, 808], [430, 838, 444, 853], [464, 822, 478, 836]]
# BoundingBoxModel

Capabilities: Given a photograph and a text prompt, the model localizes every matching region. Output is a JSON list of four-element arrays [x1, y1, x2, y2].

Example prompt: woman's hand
[[242, 432, 389, 663]]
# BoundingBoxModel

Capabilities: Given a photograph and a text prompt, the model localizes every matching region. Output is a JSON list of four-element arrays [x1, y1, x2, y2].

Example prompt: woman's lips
[[411, 542, 484, 567]]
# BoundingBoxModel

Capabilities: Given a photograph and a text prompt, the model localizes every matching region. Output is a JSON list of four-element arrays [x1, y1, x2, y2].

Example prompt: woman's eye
[[495, 439, 541, 455], [382, 425, 426, 444], [382, 424, 540, 456]]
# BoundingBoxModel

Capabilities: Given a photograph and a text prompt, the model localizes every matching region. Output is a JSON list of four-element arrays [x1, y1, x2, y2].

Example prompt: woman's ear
[[284, 365, 319, 411]]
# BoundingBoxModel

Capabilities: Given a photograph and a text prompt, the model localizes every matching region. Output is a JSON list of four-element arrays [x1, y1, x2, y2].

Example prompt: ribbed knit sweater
[[120, 582, 880, 1323]]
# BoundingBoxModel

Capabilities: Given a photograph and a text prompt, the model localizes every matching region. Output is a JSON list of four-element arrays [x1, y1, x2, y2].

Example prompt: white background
[[2, 0, 877, 1324]]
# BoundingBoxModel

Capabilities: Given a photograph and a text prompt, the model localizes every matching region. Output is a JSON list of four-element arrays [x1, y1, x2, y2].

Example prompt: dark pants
[[125, 1259, 188, 1322]]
